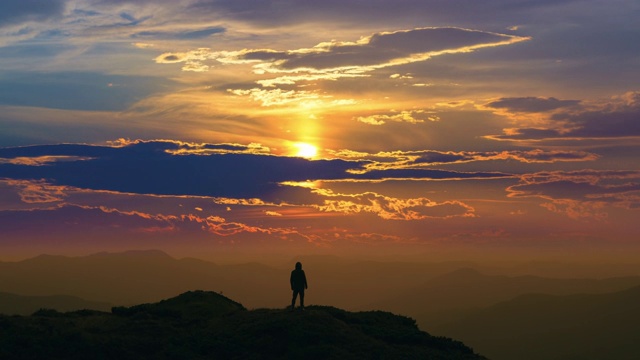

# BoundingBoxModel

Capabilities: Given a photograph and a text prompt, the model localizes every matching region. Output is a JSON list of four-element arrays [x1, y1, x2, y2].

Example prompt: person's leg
[[291, 290, 299, 309], [299, 289, 305, 309]]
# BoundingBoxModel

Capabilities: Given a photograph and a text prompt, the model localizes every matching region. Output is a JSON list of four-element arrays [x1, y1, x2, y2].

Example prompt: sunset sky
[[0, 0, 638, 261]]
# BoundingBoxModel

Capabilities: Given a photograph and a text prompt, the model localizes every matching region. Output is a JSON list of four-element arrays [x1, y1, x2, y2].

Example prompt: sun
[[292, 142, 318, 158]]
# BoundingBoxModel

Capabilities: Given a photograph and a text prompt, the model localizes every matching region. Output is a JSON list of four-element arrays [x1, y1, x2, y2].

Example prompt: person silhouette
[[290, 261, 308, 310]]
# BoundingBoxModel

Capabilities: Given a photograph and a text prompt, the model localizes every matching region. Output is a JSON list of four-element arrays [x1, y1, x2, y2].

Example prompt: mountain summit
[[0, 290, 486, 359]]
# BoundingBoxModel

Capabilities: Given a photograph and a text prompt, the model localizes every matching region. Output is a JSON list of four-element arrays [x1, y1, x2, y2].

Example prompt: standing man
[[290, 261, 308, 310]]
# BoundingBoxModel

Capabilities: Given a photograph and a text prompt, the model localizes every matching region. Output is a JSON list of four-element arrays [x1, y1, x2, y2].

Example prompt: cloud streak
[[355, 110, 438, 126], [484, 97, 581, 113], [329, 148, 598, 172], [312, 189, 475, 220]]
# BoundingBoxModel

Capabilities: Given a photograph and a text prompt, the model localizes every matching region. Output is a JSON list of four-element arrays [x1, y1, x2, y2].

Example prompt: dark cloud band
[[0, 140, 511, 201]]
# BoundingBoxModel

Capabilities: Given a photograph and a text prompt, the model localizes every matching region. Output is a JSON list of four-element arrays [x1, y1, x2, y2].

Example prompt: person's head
[[295, 261, 302, 270]]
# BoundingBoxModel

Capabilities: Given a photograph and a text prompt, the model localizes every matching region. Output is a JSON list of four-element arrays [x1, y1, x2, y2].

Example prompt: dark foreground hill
[[0, 291, 486, 360]]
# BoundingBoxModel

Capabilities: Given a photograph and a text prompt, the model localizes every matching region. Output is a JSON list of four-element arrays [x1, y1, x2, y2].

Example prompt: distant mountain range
[[0, 250, 485, 309], [437, 285, 640, 360], [372, 267, 640, 330], [0, 291, 487, 360], [0, 250, 285, 307], [0, 292, 111, 315]]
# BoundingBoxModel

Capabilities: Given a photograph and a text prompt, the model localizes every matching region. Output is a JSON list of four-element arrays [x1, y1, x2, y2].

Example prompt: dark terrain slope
[[0, 290, 486, 360]]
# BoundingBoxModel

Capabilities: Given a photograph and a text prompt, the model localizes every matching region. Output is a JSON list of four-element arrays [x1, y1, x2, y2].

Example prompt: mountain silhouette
[[0, 292, 111, 315], [437, 285, 640, 360], [372, 267, 640, 329], [0, 250, 493, 310], [0, 291, 487, 359], [0, 250, 285, 307]]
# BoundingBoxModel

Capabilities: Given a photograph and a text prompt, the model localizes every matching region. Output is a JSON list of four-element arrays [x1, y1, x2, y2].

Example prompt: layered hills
[[0, 292, 111, 315], [437, 285, 640, 360], [373, 267, 640, 329]]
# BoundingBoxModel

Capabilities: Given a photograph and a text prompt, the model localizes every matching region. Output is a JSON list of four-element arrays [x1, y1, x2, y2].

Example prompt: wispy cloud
[[0, 203, 302, 239], [132, 26, 225, 40], [312, 189, 475, 220], [2, 179, 67, 204], [355, 110, 438, 125], [0, 155, 93, 166], [227, 88, 355, 107], [484, 97, 581, 113], [156, 27, 529, 85], [329, 148, 598, 172]]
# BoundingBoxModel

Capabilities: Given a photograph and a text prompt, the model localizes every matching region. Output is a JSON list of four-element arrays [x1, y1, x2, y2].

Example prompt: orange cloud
[[3, 179, 67, 204], [312, 189, 475, 220], [0, 156, 93, 166], [355, 110, 438, 125], [82, 205, 303, 238], [327, 148, 598, 173]]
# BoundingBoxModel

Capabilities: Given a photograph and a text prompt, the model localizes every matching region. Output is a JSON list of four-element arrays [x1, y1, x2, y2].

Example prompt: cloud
[[2, 179, 67, 204], [312, 189, 475, 220], [355, 110, 438, 125], [0, 2, 222, 50], [0, 140, 514, 208], [107, 138, 272, 155], [0, 155, 93, 166], [484, 97, 581, 112], [133, 26, 225, 40], [0, 204, 183, 237], [329, 149, 598, 172], [157, 27, 529, 84], [0, 0, 66, 27], [476, 150, 598, 164], [0, 203, 302, 240], [227, 88, 320, 106], [187, 0, 578, 28], [227, 88, 356, 107], [266, 27, 526, 70], [507, 170, 640, 219], [487, 91, 640, 141]]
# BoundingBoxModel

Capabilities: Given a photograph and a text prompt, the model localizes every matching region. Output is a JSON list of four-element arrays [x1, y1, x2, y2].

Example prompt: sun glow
[[292, 142, 318, 158]]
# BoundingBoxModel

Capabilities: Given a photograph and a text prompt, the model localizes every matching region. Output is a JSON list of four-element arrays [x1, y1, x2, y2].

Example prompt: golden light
[[279, 180, 321, 189], [292, 142, 318, 158]]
